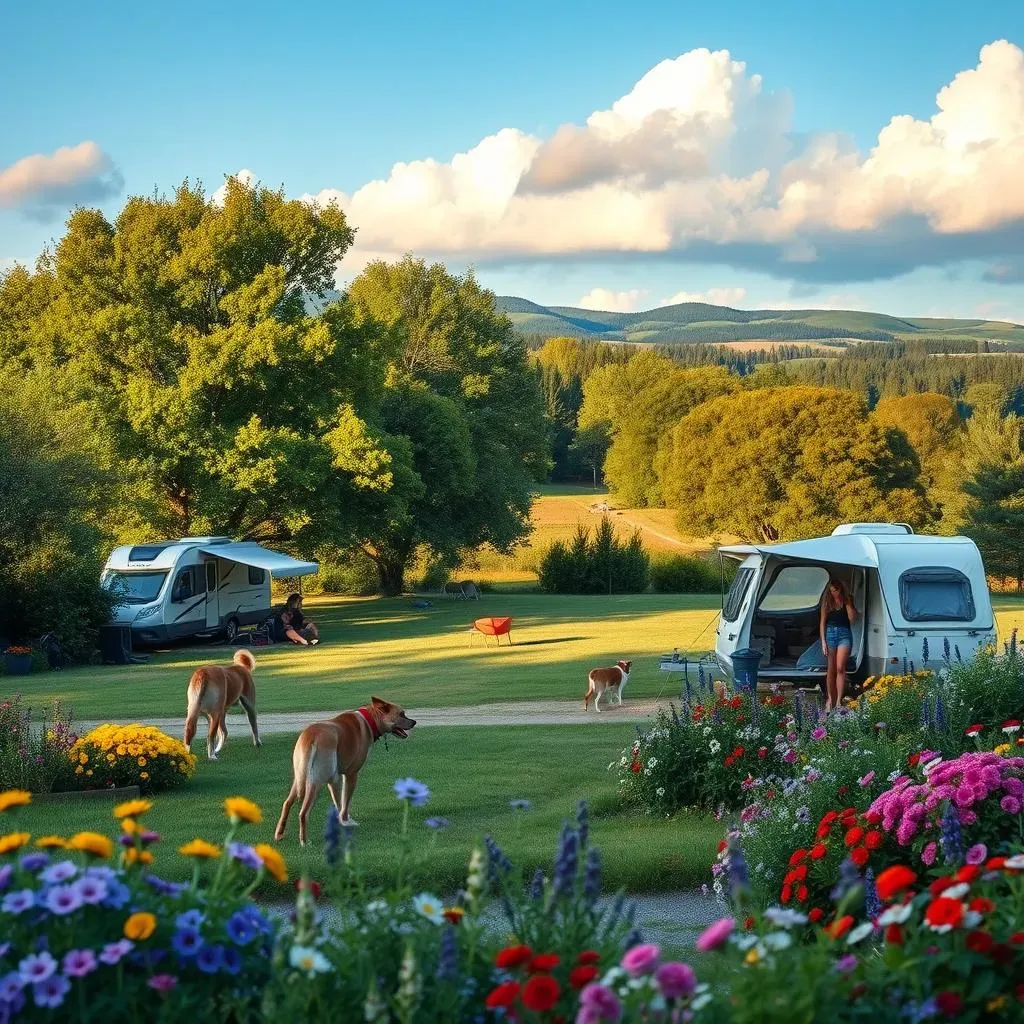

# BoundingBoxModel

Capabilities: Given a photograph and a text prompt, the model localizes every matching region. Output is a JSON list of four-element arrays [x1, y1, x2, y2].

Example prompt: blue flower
[[221, 947, 242, 975], [529, 867, 545, 900], [195, 945, 224, 974], [0, 971, 24, 1003], [39, 862, 76, 885], [226, 911, 257, 946], [576, 801, 589, 850], [0, 865, 11, 893], [552, 822, 578, 898], [102, 881, 131, 909], [143, 874, 185, 897], [2, 891, 33, 916], [171, 928, 203, 959], [939, 802, 963, 866], [175, 909, 205, 931], [436, 925, 458, 982], [18, 854, 47, 874], [393, 778, 430, 807], [44, 884, 83, 917], [425, 817, 450, 830], [31, 975, 69, 1010], [75, 876, 107, 906], [324, 809, 341, 866], [583, 846, 602, 903], [227, 843, 263, 872]]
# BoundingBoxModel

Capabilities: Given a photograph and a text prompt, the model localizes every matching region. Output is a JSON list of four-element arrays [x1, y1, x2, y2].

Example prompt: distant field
[[719, 340, 844, 354]]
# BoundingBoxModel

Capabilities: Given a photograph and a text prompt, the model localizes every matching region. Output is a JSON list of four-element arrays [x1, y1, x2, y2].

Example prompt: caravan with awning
[[102, 536, 319, 645], [715, 523, 996, 687]]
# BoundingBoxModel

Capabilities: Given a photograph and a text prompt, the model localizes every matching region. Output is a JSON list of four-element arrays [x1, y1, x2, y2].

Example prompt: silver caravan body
[[715, 523, 995, 684], [103, 536, 318, 645]]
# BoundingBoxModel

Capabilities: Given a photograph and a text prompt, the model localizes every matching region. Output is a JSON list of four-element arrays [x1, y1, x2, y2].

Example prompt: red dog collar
[[357, 706, 381, 741]]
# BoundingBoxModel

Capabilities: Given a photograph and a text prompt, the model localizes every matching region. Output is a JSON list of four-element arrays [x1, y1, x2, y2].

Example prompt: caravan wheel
[[224, 617, 240, 642]]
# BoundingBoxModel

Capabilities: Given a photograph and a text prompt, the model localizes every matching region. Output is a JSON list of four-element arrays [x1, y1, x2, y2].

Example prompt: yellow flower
[[68, 832, 113, 859], [35, 835, 68, 849], [0, 790, 31, 813], [254, 843, 288, 882], [114, 798, 152, 819], [121, 818, 140, 835], [137, 757, 146, 767], [0, 832, 31, 854], [994, 743, 1011, 756], [744, 947, 760, 965], [123, 848, 154, 866], [124, 912, 157, 941], [987, 996, 1007, 1012], [140, 772, 150, 780], [224, 797, 262, 825], [79, 752, 89, 765], [179, 839, 221, 859], [116, 746, 127, 756]]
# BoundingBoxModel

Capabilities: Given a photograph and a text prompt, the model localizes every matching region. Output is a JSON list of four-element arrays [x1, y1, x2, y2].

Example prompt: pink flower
[[896, 821, 916, 846], [1003, 778, 1024, 796], [961, 810, 978, 825], [147, 975, 178, 993], [621, 943, 661, 976], [811, 727, 827, 741], [954, 786, 974, 808], [921, 842, 937, 866], [1000, 795, 1022, 814], [695, 918, 735, 952], [783, 749, 798, 765], [654, 962, 697, 999], [965, 844, 987, 865], [858, 771, 875, 788]]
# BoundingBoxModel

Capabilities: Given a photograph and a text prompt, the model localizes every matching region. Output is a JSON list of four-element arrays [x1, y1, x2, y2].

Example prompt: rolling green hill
[[498, 297, 1024, 347]]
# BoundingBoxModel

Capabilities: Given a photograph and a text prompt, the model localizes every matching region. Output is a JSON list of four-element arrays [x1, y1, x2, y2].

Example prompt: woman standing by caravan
[[820, 577, 857, 713]]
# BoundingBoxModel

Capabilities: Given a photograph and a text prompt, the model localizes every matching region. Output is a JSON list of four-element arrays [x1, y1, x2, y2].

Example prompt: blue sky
[[3, 0, 1024, 319]]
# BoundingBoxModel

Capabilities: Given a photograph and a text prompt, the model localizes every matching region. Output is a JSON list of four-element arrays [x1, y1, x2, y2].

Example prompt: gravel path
[[79, 697, 677, 738]]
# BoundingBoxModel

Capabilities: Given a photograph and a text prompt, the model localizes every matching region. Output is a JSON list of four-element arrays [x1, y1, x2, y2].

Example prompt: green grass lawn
[[7, 593, 730, 721], [13, 726, 718, 894], [9, 593, 1024, 723]]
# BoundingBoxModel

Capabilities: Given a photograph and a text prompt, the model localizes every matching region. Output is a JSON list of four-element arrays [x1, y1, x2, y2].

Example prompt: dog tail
[[233, 649, 256, 673], [183, 669, 208, 747]]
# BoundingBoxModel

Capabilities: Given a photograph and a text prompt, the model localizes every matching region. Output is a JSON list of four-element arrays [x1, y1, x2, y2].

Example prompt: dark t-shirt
[[826, 606, 850, 628], [283, 608, 306, 631]]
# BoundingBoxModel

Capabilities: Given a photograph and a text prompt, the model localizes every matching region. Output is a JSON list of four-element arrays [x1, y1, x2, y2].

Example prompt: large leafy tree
[[657, 386, 934, 542], [0, 177, 397, 551], [347, 257, 549, 594]]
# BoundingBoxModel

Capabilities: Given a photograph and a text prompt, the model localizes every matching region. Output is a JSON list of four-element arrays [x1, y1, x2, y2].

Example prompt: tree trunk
[[376, 557, 406, 597]]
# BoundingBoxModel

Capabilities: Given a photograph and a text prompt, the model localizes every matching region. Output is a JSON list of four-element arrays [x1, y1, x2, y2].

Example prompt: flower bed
[[69, 725, 196, 794], [0, 696, 79, 794]]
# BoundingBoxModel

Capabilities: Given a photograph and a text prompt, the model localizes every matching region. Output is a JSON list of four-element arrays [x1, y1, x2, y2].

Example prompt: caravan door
[[204, 561, 219, 630], [715, 555, 763, 675]]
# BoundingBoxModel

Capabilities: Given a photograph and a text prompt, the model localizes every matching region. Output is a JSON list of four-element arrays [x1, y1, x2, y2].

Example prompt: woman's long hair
[[286, 593, 302, 612], [822, 577, 849, 612]]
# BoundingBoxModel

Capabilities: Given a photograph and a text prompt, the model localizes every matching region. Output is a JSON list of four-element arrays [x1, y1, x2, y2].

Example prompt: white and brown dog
[[274, 697, 417, 845], [183, 649, 260, 760], [583, 660, 632, 712]]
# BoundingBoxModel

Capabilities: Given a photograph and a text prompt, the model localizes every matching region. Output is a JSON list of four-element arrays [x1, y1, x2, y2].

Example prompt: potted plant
[[3, 645, 34, 676]]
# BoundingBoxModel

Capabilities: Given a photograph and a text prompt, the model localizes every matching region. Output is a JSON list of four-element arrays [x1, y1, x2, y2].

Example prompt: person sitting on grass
[[281, 593, 319, 646]]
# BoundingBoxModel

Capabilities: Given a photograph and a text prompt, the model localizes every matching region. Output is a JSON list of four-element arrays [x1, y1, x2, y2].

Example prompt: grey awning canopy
[[199, 543, 319, 578]]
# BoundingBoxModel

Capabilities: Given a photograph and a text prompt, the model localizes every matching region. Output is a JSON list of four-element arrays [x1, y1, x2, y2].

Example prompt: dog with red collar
[[274, 697, 417, 846]]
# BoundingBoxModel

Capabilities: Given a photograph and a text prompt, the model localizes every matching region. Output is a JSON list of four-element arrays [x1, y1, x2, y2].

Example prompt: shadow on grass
[[511, 636, 591, 647]]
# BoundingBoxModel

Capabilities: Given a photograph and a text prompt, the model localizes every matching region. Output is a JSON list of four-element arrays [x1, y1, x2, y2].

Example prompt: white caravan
[[715, 523, 995, 685], [102, 536, 318, 645]]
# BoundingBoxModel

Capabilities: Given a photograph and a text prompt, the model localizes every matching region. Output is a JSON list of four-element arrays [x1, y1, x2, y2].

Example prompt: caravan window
[[248, 566, 266, 586], [759, 566, 830, 611], [102, 571, 167, 605], [723, 568, 756, 622], [172, 568, 196, 602], [899, 567, 976, 622]]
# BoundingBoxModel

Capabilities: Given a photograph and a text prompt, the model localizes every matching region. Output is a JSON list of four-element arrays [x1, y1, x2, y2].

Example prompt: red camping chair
[[468, 616, 513, 647]]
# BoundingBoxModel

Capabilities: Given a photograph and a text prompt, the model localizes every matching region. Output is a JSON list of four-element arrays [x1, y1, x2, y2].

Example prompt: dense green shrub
[[312, 550, 381, 596], [649, 553, 732, 593], [538, 518, 650, 594]]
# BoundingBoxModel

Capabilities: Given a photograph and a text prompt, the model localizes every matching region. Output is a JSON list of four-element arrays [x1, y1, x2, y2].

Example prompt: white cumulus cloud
[[212, 169, 257, 207], [663, 287, 748, 307], [295, 40, 1024, 284], [0, 141, 123, 219], [576, 288, 649, 312]]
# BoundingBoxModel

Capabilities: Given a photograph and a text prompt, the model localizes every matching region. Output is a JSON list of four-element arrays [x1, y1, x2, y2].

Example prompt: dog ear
[[371, 696, 391, 710]]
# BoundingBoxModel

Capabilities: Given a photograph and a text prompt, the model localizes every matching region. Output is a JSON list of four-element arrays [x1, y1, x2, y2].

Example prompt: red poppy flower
[[810, 843, 828, 860], [630, 762, 641, 773], [570, 966, 599, 990], [797, 885, 808, 902], [929, 876, 957, 897], [827, 915, 854, 939], [294, 878, 322, 900], [789, 849, 807, 866], [758, 747, 768, 759], [528, 954, 560, 974], [884, 924, 904, 946], [744, 915, 755, 930], [808, 907, 824, 923], [717, 839, 728, 854], [576, 951, 600, 966], [955, 865, 980, 883], [820, 811, 838, 827], [924, 897, 964, 932], [986, 857, 1006, 871], [844, 827, 865, 847], [724, 756, 734, 767], [850, 846, 869, 868], [816, 824, 831, 839], [521, 975, 560, 1013], [486, 982, 521, 1008], [965, 930, 994, 955], [969, 897, 994, 914], [864, 831, 883, 851], [875, 866, 917, 901], [730, 697, 743, 710], [864, 810, 882, 825], [791, 864, 808, 882], [1010, 932, 1024, 945], [780, 884, 792, 905], [935, 991, 963, 1018], [908, 753, 921, 767], [495, 945, 534, 969]]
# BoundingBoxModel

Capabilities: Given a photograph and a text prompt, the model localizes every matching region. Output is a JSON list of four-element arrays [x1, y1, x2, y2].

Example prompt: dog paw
[[273, 830, 284, 841], [339, 817, 359, 827]]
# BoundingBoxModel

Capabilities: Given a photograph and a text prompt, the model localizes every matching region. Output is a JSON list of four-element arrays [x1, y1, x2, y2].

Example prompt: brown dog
[[274, 697, 416, 845], [583, 660, 631, 712], [183, 649, 260, 760]]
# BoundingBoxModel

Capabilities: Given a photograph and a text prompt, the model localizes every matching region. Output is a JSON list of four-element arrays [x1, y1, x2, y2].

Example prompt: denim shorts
[[825, 625, 853, 651]]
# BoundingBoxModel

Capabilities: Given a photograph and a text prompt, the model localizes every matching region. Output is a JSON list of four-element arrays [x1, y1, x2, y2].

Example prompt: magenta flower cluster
[[868, 752, 1024, 847]]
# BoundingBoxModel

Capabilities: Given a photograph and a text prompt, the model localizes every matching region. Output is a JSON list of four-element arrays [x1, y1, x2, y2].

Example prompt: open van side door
[[716, 554, 763, 671]]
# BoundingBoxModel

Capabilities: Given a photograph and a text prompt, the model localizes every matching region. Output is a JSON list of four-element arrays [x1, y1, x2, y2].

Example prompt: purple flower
[[0, 865, 11, 893], [2, 890, 33, 916], [834, 954, 858, 974], [196, 944, 224, 974], [18, 854, 47, 874], [654, 961, 697, 999], [621, 943, 661, 977], [783, 749, 798, 765], [172, 928, 203, 958], [579, 983, 623, 1022], [966, 843, 988, 865], [75, 876, 107, 905], [425, 817, 451, 830], [102, 880, 131, 909], [32, 974, 69, 1010], [17, 952, 57, 986], [811, 727, 827, 741], [393, 778, 430, 807], [143, 875, 185, 897], [921, 842, 937, 867], [62, 950, 97, 978], [226, 911, 258, 946], [39, 862, 76, 885], [0, 972, 24, 1003], [1001, 795, 1022, 814], [858, 771, 875, 788], [227, 843, 263, 871], [45, 884, 84, 916], [147, 974, 178, 993], [98, 940, 133, 966]]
